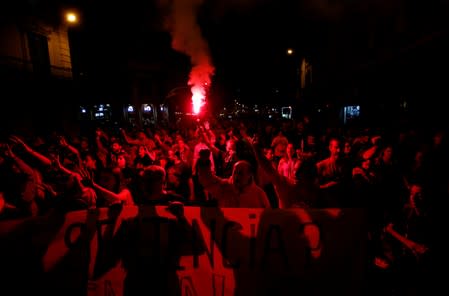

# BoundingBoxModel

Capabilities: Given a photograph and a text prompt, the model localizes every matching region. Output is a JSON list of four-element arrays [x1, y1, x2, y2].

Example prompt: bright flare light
[[191, 85, 205, 115]]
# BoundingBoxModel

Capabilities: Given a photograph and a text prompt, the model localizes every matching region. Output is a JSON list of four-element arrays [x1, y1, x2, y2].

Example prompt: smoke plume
[[162, 0, 215, 114]]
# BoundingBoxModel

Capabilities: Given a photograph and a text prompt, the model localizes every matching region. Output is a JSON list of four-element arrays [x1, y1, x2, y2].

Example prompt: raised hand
[[79, 167, 94, 187], [166, 201, 184, 219], [410, 242, 428, 257], [9, 135, 29, 150], [58, 136, 69, 148], [3, 144, 16, 159]]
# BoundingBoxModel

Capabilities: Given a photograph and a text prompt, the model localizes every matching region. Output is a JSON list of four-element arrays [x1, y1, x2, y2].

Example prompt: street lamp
[[286, 47, 312, 110], [63, 10, 80, 79], [65, 12, 78, 24], [286, 48, 301, 102]]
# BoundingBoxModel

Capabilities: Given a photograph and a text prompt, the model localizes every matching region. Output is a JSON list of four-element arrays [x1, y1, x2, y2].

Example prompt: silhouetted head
[[231, 160, 253, 190]]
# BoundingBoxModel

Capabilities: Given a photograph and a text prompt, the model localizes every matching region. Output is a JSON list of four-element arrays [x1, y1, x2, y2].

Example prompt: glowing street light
[[65, 12, 78, 24], [287, 48, 294, 55]]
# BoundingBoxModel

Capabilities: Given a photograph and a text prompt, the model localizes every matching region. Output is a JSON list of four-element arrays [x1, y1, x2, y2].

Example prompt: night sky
[[5, 0, 449, 108], [67, 0, 447, 104]]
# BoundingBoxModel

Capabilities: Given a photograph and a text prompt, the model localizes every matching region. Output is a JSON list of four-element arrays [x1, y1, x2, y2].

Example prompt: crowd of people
[[0, 115, 445, 295]]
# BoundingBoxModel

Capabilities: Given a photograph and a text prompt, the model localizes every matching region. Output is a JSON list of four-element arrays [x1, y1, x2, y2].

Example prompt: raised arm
[[79, 168, 133, 205], [384, 223, 428, 258], [120, 128, 140, 146], [10, 135, 52, 167], [58, 136, 83, 168], [251, 141, 298, 208], [4, 144, 39, 216]]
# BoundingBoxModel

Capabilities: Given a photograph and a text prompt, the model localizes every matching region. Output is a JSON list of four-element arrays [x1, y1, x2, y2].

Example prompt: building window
[[27, 32, 50, 76]]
